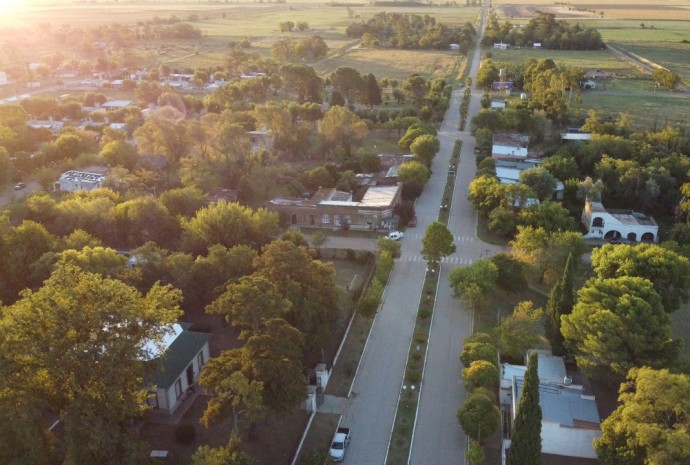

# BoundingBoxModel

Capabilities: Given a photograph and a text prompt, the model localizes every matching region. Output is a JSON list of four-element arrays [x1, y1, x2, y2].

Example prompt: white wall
[[158, 343, 210, 415], [541, 421, 601, 459]]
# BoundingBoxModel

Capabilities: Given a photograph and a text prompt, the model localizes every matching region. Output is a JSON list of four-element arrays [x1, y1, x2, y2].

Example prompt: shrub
[[418, 309, 431, 320], [462, 360, 499, 393], [460, 341, 498, 367], [490, 253, 527, 292]]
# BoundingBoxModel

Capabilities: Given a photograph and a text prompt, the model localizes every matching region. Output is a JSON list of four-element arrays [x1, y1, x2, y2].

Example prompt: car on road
[[329, 427, 351, 462], [14, 182, 26, 190], [387, 231, 404, 240]]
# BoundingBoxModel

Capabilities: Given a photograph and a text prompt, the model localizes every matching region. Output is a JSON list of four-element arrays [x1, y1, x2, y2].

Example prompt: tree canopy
[[0, 263, 182, 465], [422, 221, 456, 267], [594, 367, 690, 465], [591, 243, 690, 312], [561, 276, 680, 379]]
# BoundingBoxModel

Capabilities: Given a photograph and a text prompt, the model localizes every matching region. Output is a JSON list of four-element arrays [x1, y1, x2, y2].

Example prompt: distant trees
[[483, 11, 603, 50], [346, 12, 476, 50], [272, 36, 328, 63], [318, 105, 369, 157]]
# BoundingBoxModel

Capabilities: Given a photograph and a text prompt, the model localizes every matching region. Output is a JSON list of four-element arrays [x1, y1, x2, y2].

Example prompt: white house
[[145, 323, 211, 416], [495, 159, 564, 200], [492, 133, 530, 160], [54, 170, 107, 192], [501, 350, 602, 464], [582, 198, 658, 242], [494, 42, 509, 50]]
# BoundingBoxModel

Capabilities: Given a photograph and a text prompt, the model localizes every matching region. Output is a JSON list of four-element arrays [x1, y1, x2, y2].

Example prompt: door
[[186, 364, 194, 386]]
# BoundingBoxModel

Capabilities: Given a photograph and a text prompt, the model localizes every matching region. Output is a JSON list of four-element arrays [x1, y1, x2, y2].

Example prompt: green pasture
[[578, 90, 690, 128], [487, 47, 630, 72], [612, 41, 690, 84], [313, 48, 466, 81]]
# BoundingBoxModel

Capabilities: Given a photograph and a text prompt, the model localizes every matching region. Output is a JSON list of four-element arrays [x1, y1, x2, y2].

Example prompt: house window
[[197, 351, 204, 368], [322, 214, 330, 224], [592, 217, 604, 227], [174, 379, 183, 400], [334, 215, 341, 226]]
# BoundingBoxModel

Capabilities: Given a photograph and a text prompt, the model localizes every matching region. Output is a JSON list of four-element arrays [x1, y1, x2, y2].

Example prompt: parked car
[[407, 216, 417, 227], [387, 231, 404, 241], [14, 182, 26, 190], [329, 427, 351, 462]]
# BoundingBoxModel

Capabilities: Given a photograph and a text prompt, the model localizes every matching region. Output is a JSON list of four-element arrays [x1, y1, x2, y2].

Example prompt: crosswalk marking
[[407, 233, 475, 243], [397, 255, 475, 265]]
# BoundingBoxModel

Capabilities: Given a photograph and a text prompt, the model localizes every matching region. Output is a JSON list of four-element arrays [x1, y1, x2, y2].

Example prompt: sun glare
[[0, 0, 25, 15]]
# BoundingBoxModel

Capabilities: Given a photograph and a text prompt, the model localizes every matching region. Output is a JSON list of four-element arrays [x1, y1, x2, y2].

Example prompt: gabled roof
[[151, 327, 211, 389]]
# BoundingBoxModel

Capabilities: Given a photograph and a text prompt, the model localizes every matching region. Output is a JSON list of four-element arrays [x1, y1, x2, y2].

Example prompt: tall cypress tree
[[545, 253, 575, 355], [508, 352, 542, 465]]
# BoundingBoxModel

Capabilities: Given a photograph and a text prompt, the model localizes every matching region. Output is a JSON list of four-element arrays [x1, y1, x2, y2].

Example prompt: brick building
[[267, 184, 402, 231]]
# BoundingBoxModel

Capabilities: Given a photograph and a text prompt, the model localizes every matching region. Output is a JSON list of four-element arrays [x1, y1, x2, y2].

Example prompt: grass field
[[487, 47, 631, 72], [493, 0, 690, 21], [578, 90, 690, 127], [612, 41, 690, 84]]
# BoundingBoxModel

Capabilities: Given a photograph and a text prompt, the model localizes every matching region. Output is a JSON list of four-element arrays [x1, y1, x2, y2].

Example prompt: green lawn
[[487, 47, 630, 72], [613, 41, 690, 84]]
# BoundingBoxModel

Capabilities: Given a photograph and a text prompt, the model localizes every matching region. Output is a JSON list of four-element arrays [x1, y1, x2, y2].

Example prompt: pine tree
[[545, 253, 575, 355], [508, 352, 542, 465]]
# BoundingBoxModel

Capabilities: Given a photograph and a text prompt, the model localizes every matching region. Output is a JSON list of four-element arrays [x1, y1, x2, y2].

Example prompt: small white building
[[582, 198, 658, 243], [491, 98, 507, 110], [55, 170, 107, 193], [501, 350, 602, 463], [101, 100, 134, 111], [145, 323, 211, 416], [494, 42, 509, 50], [492, 133, 530, 161]]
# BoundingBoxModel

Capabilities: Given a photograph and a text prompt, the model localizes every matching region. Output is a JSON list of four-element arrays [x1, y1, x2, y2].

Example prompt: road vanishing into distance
[[335, 2, 503, 464]]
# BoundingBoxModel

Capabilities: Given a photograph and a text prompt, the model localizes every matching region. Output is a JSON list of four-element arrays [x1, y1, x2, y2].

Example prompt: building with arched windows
[[582, 199, 658, 243]]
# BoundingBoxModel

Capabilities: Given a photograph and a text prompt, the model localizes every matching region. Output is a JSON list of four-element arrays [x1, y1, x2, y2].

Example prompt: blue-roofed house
[[500, 350, 601, 464], [144, 323, 211, 416]]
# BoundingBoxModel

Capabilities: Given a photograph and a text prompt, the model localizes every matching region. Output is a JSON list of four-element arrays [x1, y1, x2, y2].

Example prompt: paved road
[[337, 4, 501, 464], [410, 3, 502, 465]]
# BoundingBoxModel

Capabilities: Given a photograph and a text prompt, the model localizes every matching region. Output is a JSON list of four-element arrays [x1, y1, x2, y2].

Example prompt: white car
[[387, 231, 404, 241]]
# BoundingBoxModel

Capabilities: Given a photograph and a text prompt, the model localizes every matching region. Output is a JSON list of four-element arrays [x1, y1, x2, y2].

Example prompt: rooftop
[[59, 170, 107, 184], [151, 326, 211, 389], [589, 201, 657, 226], [515, 379, 600, 428], [493, 133, 529, 147]]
